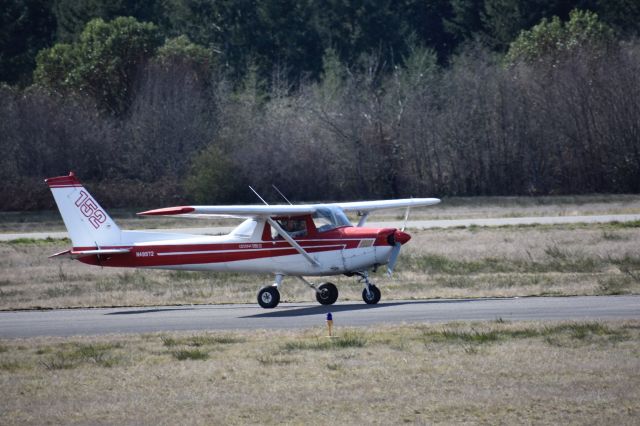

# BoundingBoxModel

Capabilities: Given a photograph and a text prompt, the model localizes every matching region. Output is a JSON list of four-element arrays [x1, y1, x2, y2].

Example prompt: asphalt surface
[[2, 214, 640, 241], [1, 295, 638, 338]]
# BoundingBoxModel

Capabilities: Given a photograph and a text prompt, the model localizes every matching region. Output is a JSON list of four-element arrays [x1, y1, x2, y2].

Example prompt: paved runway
[[1, 295, 638, 338], [2, 214, 640, 241]]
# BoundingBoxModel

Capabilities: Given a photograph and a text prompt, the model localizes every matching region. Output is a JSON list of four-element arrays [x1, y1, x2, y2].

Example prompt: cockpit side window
[[312, 207, 352, 232]]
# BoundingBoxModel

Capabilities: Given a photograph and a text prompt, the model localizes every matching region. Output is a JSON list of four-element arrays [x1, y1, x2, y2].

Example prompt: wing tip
[[138, 206, 196, 216]]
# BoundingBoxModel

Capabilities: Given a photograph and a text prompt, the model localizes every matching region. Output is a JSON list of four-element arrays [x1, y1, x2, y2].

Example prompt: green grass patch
[[406, 249, 640, 276], [543, 322, 612, 339], [0, 361, 22, 372], [7, 237, 70, 245], [256, 355, 295, 365], [406, 254, 517, 274], [418, 322, 627, 349], [162, 334, 245, 348], [40, 342, 123, 370], [429, 220, 640, 232], [0, 288, 24, 298], [608, 220, 640, 229], [171, 349, 209, 361], [161, 336, 179, 347], [281, 331, 367, 351], [601, 230, 629, 241], [422, 328, 502, 344], [598, 276, 635, 295]]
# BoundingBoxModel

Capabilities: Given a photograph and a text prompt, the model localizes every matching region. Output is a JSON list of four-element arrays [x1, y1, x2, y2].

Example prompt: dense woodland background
[[1, 0, 639, 210]]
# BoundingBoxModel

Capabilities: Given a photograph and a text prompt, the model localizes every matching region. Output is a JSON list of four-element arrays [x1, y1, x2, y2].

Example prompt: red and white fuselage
[[73, 223, 407, 276], [45, 172, 439, 307]]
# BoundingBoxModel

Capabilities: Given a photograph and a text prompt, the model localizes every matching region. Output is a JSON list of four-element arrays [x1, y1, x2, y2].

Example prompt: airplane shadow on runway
[[242, 298, 490, 318], [105, 308, 194, 315], [102, 297, 505, 317]]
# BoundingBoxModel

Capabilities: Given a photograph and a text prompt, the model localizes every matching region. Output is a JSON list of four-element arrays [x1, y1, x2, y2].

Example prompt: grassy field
[[1, 221, 639, 310], [1, 320, 638, 424], [2, 197, 638, 424], [2, 194, 640, 233]]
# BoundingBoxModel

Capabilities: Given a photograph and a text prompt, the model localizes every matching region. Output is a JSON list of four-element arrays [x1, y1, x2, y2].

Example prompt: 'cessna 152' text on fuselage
[[46, 173, 440, 308]]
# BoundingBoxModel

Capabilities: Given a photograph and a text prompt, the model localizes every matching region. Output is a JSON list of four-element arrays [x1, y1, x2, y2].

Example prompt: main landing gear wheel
[[315, 282, 339, 305], [362, 285, 381, 305], [257, 286, 280, 309]]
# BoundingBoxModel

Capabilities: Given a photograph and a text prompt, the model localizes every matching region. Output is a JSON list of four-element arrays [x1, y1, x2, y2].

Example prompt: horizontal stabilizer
[[49, 248, 131, 259]]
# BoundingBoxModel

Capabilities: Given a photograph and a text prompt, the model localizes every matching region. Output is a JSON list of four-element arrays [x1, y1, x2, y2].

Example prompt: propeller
[[386, 241, 402, 277], [388, 202, 413, 275], [386, 229, 411, 276]]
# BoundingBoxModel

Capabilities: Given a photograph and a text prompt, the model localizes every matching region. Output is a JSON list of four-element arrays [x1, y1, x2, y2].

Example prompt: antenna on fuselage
[[248, 186, 269, 205], [272, 184, 293, 205]]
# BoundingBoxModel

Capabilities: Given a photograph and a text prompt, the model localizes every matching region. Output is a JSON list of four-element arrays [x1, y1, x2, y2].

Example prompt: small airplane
[[45, 172, 440, 308]]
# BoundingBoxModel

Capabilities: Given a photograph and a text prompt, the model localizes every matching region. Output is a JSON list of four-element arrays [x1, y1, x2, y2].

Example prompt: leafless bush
[[1, 39, 639, 210]]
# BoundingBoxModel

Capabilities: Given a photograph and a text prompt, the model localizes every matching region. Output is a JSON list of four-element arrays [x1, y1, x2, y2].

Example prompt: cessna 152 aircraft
[[46, 172, 440, 308]]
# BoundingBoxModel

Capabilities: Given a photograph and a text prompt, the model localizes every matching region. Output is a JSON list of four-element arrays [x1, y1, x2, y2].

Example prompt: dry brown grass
[[363, 193, 640, 221], [0, 210, 237, 233], [0, 320, 638, 424], [3, 194, 640, 233], [1, 222, 639, 310]]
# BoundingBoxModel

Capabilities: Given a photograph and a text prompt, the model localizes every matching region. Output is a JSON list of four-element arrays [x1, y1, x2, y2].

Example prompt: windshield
[[312, 207, 352, 232]]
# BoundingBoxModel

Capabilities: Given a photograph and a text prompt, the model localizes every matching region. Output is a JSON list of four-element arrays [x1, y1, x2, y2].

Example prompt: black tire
[[257, 286, 280, 309], [315, 282, 339, 305], [362, 285, 381, 304]]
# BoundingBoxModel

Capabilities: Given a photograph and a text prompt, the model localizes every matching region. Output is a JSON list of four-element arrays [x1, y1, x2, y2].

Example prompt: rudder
[[45, 172, 121, 248]]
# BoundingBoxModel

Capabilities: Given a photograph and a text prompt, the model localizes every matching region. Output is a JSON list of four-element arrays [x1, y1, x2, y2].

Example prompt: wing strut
[[267, 217, 319, 267], [357, 212, 370, 227], [272, 185, 293, 205], [249, 186, 269, 205]]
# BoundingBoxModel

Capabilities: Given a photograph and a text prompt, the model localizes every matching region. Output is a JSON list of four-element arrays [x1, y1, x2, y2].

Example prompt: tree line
[[3, 0, 640, 87], [0, 2, 639, 210]]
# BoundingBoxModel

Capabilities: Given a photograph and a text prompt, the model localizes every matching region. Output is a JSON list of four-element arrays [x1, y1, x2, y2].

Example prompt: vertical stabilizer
[[45, 172, 121, 247]]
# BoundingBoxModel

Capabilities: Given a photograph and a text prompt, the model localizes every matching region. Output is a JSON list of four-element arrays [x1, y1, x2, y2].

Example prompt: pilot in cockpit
[[280, 219, 307, 238]]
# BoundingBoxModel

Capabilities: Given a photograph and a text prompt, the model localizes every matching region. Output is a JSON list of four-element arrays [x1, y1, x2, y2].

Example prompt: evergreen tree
[[34, 16, 162, 115], [0, 0, 56, 86], [506, 9, 614, 64]]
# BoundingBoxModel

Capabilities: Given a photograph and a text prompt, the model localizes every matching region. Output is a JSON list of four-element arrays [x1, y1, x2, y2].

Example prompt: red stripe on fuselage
[[75, 239, 370, 268]]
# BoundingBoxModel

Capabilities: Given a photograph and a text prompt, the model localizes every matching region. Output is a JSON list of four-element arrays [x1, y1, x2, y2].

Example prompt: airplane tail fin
[[45, 172, 122, 248]]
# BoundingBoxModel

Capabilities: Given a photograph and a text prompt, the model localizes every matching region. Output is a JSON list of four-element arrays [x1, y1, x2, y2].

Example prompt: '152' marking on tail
[[75, 190, 107, 229]]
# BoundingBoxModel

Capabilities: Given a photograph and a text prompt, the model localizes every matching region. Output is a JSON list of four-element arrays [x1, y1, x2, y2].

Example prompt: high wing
[[138, 205, 316, 218], [330, 198, 440, 213], [138, 198, 440, 219]]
